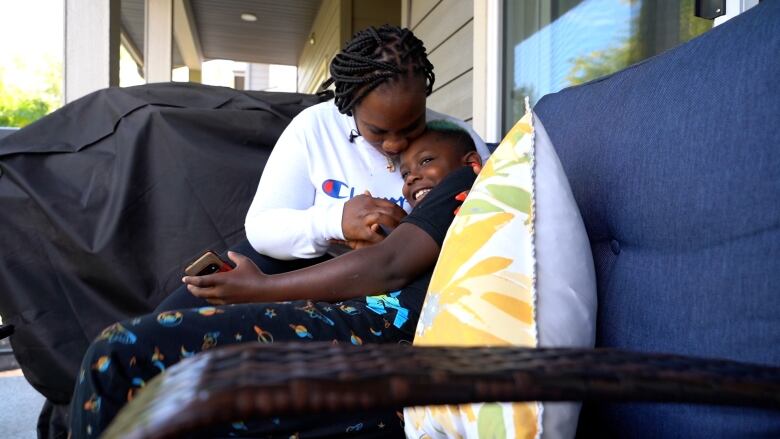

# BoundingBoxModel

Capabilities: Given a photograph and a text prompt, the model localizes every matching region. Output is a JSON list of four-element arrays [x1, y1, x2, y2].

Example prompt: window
[[503, 0, 712, 131]]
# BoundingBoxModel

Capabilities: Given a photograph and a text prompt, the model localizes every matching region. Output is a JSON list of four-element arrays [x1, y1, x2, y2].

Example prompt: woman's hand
[[342, 192, 406, 244], [182, 252, 267, 305], [330, 225, 387, 250]]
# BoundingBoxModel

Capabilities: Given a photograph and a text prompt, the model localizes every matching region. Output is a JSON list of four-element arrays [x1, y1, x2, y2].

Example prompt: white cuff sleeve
[[323, 202, 346, 241]]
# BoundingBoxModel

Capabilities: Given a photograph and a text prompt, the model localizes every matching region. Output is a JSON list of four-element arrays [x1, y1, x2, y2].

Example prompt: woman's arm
[[245, 106, 407, 259], [244, 113, 339, 260], [184, 222, 438, 304]]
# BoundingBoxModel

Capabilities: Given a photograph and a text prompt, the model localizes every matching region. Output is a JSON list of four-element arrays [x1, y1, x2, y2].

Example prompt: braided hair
[[320, 25, 435, 116]]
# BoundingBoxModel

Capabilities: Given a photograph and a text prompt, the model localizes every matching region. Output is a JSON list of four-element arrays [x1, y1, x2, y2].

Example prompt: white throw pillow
[[403, 106, 596, 439], [534, 113, 597, 439]]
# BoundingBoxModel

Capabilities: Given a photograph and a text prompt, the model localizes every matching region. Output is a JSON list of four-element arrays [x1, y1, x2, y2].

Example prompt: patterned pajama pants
[[69, 294, 415, 438]]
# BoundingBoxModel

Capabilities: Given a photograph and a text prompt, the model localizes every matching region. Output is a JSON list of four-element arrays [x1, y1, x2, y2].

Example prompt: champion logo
[[321, 178, 406, 209], [322, 179, 351, 199]]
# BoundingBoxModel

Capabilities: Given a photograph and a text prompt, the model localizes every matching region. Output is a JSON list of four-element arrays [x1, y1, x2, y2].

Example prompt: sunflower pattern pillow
[[404, 106, 541, 439]]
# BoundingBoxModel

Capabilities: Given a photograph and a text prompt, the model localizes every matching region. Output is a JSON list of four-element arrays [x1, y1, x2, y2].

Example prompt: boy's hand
[[341, 191, 406, 244], [182, 251, 267, 305]]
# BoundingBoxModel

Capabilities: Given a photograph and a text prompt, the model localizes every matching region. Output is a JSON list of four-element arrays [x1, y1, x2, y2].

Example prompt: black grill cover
[[0, 82, 327, 403]]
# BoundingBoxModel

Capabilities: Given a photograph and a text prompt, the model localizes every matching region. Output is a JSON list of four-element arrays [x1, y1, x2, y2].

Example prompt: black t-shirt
[[396, 166, 477, 319]]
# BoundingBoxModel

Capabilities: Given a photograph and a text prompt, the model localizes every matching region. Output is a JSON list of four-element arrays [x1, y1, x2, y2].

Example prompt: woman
[[155, 24, 488, 311]]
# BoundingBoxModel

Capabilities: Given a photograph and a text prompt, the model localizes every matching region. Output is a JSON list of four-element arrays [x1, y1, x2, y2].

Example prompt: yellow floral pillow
[[404, 105, 541, 439]]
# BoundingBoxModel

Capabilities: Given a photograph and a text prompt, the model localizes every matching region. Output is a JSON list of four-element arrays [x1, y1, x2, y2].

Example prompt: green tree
[[0, 98, 48, 127], [566, 0, 711, 86], [679, 0, 712, 41], [0, 55, 62, 128], [565, 41, 642, 86]]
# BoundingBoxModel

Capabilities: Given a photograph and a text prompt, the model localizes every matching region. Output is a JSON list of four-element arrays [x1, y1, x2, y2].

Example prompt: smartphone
[[184, 251, 232, 276]]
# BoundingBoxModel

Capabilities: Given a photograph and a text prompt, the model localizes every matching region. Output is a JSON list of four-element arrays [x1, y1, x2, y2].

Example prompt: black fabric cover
[[0, 82, 327, 403]]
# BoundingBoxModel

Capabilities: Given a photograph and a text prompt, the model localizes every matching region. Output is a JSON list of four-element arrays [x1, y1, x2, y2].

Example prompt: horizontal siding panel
[[427, 20, 472, 92], [410, 0, 440, 29], [298, 0, 340, 93], [315, 25, 339, 88], [414, 0, 472, 52], [427, 69, 472, 121], [300, 1, 338, 87]]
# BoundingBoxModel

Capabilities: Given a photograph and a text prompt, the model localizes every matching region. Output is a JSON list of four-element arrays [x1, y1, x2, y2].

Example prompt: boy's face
[[400, 131, 478, 207]]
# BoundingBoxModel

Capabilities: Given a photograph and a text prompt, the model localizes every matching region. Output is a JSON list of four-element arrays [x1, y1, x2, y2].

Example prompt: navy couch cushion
[[534, 2, 779, 437]]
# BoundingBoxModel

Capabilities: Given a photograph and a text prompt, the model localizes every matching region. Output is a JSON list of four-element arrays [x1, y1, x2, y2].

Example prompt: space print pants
[[69, 294, 417, 438]]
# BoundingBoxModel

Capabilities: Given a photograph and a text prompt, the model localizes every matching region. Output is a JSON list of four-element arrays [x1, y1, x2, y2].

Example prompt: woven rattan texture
[[104, 343, 780, 439]]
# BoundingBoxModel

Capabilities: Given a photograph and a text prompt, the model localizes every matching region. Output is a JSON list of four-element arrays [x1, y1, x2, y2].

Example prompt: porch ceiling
[[120, 0, 322, 68]]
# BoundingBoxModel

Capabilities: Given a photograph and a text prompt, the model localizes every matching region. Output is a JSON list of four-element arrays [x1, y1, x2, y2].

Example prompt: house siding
[[297, 0, 341, 94], [408, 0, 474, 123], [298, 0, 401, 94], [245, 63, 270, 91]]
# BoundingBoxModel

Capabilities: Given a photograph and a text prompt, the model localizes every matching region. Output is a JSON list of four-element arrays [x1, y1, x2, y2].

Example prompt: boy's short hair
[[425, 119, 477, 156]]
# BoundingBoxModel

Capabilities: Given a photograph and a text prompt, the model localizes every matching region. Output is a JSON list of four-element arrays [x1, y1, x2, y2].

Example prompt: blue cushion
[[534, 3, 780, 437]]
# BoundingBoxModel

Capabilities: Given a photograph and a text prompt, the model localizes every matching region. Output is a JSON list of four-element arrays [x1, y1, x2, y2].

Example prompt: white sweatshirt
[[244, 101, 489, 260]]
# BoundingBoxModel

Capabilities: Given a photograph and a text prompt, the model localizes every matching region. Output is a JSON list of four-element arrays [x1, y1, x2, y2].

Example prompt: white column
[[145, 0, 173, 83], [401, 0, 411, 27], [173, 0, 203, 82], [64, 0, 120, 103], [472, 0, 503, 143]]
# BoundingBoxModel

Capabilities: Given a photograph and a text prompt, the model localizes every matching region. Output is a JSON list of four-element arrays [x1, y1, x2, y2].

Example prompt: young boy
[[69, 120, 482, 438]]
